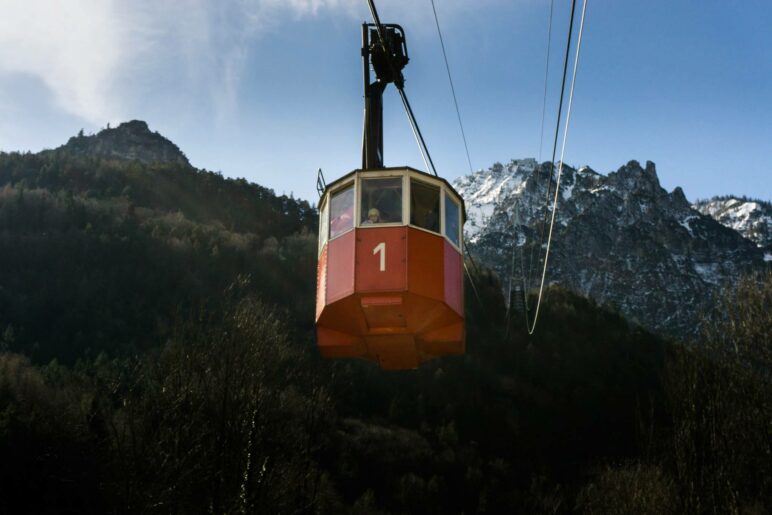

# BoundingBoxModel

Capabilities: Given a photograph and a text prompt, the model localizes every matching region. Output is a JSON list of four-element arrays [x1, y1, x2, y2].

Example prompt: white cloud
[[0, 0, 498, 127], [0, 0, 128, 124]]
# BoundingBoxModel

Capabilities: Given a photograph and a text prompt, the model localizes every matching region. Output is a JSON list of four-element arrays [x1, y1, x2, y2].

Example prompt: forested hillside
[[0, 139, 317, 363], [0, 126, 769, 513]]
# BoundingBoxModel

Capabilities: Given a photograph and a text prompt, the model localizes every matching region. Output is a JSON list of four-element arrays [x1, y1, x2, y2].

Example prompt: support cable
[[526, 0, 587, 335], [527, 0, 577, 298], [517, 0, 555, 322], [463, 239, 482, 276], [430, 0, 474, 175], [537, 0, 556, 163], [462, 237, 483, 300], [464, 261, 484, 308], [398, 89, 438, 176], [367, 0, 438, 176], [366, 0, 388, 48], [505, 201, 519, 336]]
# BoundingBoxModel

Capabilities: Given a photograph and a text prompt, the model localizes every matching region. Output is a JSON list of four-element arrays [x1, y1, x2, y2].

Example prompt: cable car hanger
[[313, 0, 587, 370], [363, 0, 437, 176], [314, 0, 468, 370]]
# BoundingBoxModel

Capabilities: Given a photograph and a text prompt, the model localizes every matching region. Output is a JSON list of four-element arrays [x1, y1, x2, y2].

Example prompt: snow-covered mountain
[[454, 159, 768, 337], [692, 197, 772, 255]]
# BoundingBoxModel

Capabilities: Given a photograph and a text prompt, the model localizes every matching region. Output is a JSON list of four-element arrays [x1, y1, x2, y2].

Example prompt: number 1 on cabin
[[373, 242, 386, 272]]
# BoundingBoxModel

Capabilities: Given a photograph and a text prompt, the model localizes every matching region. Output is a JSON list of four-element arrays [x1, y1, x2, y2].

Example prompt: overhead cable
[[527, 0, 588, 335], [519, 0, 555, 319], [430, 0, 474, 175], [537, 0, 556, 163], [399, 89, 438, 176], [366, 0, 438, 176], [528, 0, 578, 296]]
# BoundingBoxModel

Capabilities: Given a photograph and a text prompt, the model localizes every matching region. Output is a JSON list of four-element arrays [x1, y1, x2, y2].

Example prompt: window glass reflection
[[319, 199, 329, 251], [360, 177, 403, 225], [329, 185, 354, 239], [444, 194, 460, 247], [410, 179, 440, 233]]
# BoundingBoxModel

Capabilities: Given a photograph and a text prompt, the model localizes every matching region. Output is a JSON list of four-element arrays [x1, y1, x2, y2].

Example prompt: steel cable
[[367, 0, 438, 176], [526, 0, 588, 335], [430, 0, 474, 175], [527, 0, 578, 302]]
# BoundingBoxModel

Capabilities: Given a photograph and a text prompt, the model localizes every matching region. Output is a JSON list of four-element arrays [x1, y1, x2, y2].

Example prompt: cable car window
[[445, 194, 460, 247], [329, 185, 354, 239], [410, 179, 440, 233], [319, 199, 329, 252], [360, 177, 403, 225]]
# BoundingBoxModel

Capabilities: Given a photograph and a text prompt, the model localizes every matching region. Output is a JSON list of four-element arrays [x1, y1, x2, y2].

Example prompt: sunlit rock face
[[57, 120, 190, 167], [454, 159, 768, 337], [693, 197, 772, 253]]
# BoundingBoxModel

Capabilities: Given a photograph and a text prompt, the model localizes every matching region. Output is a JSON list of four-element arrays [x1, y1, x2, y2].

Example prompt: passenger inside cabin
[[360, 176, 403, 225], [362, 208, 381, 224]]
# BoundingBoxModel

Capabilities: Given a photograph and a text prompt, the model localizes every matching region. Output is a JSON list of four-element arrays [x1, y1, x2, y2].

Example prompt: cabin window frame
[[322, 169, 464, 252], [443, 191, 462, 250], [403, 170, 464, 252], [356, 172, 406, 229], [356, 170, 407, 229], [405, 171, 443, 238], [408, 178, 442, 235], [327, 180, 356, 241], [318, 196, 329, 255]]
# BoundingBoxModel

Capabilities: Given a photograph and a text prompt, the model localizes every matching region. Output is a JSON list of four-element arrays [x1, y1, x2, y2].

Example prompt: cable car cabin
[[315, 167, 466, 370]]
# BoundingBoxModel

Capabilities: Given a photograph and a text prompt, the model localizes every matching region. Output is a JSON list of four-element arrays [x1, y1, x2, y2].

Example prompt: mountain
[[0, 122, 674, 511], [0, 121, 317, 363], [693, 196, 772, 255], [454, 159, 768, 337], [51, 120, 190, 167], [0, 126, 769, 514]]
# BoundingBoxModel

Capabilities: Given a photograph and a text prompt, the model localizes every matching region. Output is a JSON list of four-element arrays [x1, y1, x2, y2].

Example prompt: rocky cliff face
[[693, 197, 772, 256], [454, 159, 767, 337], [58, 120, 190, 167]]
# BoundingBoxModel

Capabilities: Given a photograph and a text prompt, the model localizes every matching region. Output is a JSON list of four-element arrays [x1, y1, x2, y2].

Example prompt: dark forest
[[0, 148, 769, 514]]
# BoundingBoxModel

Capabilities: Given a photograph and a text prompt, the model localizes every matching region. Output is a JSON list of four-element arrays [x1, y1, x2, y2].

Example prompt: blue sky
[[1, 0, 770, 203]]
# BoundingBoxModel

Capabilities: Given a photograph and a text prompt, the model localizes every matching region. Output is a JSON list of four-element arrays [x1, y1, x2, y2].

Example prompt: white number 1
[[373, 242, 386, 272]]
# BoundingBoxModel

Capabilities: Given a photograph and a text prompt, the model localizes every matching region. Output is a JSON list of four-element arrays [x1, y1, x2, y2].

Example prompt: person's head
[[367, 208, 380, 223]]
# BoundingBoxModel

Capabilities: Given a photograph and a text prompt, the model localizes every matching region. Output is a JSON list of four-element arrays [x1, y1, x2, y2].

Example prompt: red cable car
[[315, 19, 466, 369], [316, 168, 466, 370]]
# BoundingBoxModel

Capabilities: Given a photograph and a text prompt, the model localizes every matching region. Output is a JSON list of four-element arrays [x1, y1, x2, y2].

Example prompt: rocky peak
[[669, 186, 690, 209], [693, 196, 772, 251], [606, 160, 663, 197], [61, 120, 190, 167], [453, 158, 768, 338]]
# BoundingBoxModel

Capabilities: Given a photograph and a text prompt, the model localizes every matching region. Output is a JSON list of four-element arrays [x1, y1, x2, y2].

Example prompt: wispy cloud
[[0, 0, 128, 124], [0, 0, 497, 127]]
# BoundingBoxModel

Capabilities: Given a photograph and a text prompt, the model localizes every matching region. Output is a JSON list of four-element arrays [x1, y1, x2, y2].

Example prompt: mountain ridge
[[692, 196, 772, 254], [0, 121, 317, 363], [454, 159, 768, 337], [48, 120, 191, 167]]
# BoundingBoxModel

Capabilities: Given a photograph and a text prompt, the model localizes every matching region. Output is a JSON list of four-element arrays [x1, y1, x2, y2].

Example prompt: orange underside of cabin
[[316, 226, 464, 370]]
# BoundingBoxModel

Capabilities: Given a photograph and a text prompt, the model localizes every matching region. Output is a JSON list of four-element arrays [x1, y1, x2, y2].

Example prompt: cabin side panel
[[355, 227, 407, 292], [315, 244, 328, 320], [444, 241, 464, 316], [327, 230, 356, 303], [407, 227, 444, 302]]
